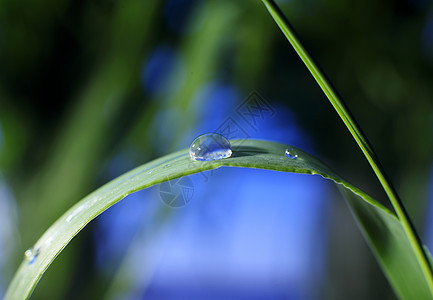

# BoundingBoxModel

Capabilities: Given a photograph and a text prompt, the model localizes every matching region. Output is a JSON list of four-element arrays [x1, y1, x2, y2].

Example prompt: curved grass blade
[[5, 140, 431, 299], [259, 0, 433, 296]]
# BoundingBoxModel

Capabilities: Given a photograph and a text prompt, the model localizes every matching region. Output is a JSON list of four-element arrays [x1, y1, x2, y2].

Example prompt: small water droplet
[[285, 148, 298, 159], [163, 164, 170, 168], [91, 196, 100, 205], [66, 205, 85, 223], [25, 247, 40, 265], [189, 133, 232, 161], [45, 236, 53, 246]]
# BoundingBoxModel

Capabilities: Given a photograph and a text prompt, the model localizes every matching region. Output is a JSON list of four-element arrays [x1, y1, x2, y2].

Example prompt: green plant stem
[[260, 0, 433, 295]]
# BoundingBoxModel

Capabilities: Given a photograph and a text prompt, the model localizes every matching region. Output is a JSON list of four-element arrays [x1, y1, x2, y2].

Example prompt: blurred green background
[[1, 0, 433, 299]]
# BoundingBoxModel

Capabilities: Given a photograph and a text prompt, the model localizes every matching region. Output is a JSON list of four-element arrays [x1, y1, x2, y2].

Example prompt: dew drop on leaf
[[285, 148, 298, 159], [189, 133, 232, 161], [24, 247, 40, 265]]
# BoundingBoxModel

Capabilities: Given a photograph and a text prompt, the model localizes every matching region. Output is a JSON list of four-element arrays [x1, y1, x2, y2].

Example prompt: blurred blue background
[[1, 0, 433, 299]]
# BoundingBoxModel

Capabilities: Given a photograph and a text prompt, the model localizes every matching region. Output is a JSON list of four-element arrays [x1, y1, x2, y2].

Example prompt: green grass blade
[[340, 186, 431, 299], [260, 0, 433, 296], [5, 140, 431, 299]]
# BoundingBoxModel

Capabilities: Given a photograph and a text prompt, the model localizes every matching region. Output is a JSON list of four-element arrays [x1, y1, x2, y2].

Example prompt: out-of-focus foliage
[[0, 0, 432, 299]]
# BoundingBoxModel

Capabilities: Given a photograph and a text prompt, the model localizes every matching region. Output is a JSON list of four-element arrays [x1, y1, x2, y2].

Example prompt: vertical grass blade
[[260, 0, 433, 296]]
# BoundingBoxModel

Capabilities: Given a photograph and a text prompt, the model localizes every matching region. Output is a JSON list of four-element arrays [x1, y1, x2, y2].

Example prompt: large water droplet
[[25, 247, 40, 265], [189, 133, 232, 161], [285, 148, 298, 159]]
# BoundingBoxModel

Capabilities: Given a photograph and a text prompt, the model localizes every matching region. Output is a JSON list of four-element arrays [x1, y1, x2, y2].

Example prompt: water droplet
[[189, 133, 232, 161], [25, 247, 40, 265], [91, 196, 100, 205], [285, 148, 298, 159], [45, 236, 53, 246], [66, 205, 85, 223]]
